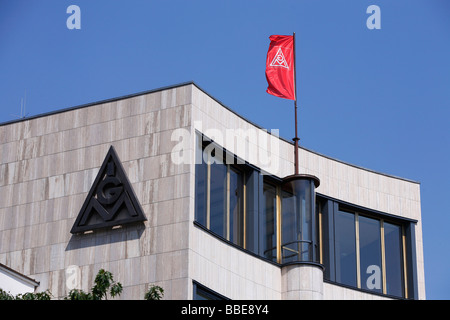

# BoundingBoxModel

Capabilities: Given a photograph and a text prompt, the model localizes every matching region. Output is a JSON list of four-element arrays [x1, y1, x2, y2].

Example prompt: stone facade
[[0, 82, 425, 299]]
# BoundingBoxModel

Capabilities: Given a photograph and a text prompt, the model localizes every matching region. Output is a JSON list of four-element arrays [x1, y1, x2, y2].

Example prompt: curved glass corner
[[281, 175, 320, 264]]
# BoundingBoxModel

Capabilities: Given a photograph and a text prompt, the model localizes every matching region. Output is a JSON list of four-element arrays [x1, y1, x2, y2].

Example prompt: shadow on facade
[[65, 222, 146, 252]]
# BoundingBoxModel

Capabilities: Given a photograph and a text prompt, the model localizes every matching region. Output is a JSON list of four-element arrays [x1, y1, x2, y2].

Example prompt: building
[[0, 82, 425, 299]]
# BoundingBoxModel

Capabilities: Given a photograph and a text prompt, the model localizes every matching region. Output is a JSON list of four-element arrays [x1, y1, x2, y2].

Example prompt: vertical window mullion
[[243, 172, 246, 249], [318, 201, 323, 265], [206, 153, 211, 229], [381, 220, 387, 294], [402, 226, 408, 299], [355, 213, 361, 289], [226, 165, 230, 241], [276, 186, 282, 264]]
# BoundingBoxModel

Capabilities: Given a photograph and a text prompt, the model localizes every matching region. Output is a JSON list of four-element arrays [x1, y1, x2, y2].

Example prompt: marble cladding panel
[[191, 84, 424, 299], [192, 84, 421, 217], [323, 282, 392, 300], [0, 84, 195, 299], [281, 264, 324, 300], [189, 227, 282, 300], [0, 83, 425, 299]]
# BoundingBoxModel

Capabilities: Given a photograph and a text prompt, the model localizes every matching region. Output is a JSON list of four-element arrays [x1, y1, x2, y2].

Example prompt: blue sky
[[1, 0, 449, 299]]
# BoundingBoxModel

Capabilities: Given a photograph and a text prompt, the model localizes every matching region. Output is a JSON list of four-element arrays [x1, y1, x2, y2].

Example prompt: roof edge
[[0, 81, 420, 185], [190, 83, 421, 185], [0, 81, 196, 127], [0, 263, 40, 288]]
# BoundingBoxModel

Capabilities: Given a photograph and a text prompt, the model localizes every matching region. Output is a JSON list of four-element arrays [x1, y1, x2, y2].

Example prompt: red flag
[[265, 35, 296, 100]]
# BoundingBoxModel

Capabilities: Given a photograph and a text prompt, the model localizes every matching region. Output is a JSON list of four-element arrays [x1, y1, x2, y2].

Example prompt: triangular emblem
[[70, 146, 146, 234], [270, 47, 289, 69]]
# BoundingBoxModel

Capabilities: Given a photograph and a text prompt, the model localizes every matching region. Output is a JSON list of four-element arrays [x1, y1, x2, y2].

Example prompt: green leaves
[[65, 288, 93, 300], [1, 269, 163, 300], [0, 288, 51, 300], [65, 268, 123, 300], [144, 285, 164, 300]]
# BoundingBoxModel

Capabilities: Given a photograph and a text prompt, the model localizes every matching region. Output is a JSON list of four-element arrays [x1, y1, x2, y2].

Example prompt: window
[[262, 182, 277, 262], [359, 215, 382, 293], [229, 167, 244, 246], [193, 281, 229, 300], [323, 202, 410, 298], [209, 160, 227, 238], [195, 153, 208, 227], [194, 134, 415, 299], [195, 136, 245, 246], [384, 222, 405, 297], [335, 210, 357, 287], [280, 178, 318, 264]]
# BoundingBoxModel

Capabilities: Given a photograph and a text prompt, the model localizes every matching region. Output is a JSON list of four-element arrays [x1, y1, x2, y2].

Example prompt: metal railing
[[263, 240, 313, 263], [281, 240, 312, 262]]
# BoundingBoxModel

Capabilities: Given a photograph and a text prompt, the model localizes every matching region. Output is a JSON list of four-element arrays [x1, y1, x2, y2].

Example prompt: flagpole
[[293, 32, 299, 175]]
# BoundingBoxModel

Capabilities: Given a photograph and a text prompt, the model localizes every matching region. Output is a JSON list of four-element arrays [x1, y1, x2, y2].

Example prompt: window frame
[[318, 195, 416, 299], [193, 280, 230, 300], [194, 133, 418, 299], [195, 135, 247, 247], [261, 177, 282, 263]]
